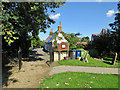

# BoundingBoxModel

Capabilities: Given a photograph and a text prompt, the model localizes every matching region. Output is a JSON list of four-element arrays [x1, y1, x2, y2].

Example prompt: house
[[45, 22, 69, 61], [91, 29, 106, 41], [45, 21, 69, 52]]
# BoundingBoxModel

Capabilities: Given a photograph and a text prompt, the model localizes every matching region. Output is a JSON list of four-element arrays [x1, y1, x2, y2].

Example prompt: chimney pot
[[50, 28, 53, 35], [58, 21, 62, 32]]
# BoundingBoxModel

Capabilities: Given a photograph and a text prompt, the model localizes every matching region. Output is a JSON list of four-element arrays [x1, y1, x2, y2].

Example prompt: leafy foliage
[[2, 2, 65, 46], [39, 41, 45, 48], [80, 36, 90, 43], [2, 2, 65, 58], [31, 35, 41, 48], [76, 43, 85, 49], [109, 2, 120, 52], [65, 33, 81, 50]]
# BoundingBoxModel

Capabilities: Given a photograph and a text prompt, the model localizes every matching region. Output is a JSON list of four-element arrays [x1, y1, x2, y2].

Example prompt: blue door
[[76, 50, 81, 57]]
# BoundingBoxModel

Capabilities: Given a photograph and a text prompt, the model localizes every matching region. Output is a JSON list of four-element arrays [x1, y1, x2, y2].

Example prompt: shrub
[[76, 44, 85, 49], [89, 49, 99, 58]]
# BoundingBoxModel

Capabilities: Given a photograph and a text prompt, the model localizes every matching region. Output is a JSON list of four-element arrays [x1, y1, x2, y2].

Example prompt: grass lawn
[[59, 57, 119, 68], [40, 72, 118, 88]]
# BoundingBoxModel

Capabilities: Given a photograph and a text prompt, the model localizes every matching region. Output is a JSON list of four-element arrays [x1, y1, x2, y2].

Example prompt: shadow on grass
[[103, 58, 113, 61], [103, 61, 113, 65]]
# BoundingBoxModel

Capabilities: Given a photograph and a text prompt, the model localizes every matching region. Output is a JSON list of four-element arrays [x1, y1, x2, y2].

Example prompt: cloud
[[96, 0, 103, 2], [49, 13, 61, 19], [116, 11, 120, 14], [106, 10, 115, 17]]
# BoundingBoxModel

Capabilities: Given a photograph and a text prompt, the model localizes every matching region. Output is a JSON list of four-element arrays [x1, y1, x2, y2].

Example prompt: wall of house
[[54, 52, 59, 61], [57, 42, 69, 51], [54, 51, 68, 61], [52, 33, 67, 43]]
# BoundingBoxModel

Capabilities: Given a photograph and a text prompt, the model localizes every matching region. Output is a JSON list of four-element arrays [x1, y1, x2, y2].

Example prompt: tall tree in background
[[80, 36, 90, 43], [109, 1, 120, 64], [109, 1, 120, 52], [2, 2, 65, 57], [65, 33, 81, 50]]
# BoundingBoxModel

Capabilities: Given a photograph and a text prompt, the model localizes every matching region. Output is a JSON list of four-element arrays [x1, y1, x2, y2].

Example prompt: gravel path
[[2, 48, 51, 88], [49, 65, 119, 75]]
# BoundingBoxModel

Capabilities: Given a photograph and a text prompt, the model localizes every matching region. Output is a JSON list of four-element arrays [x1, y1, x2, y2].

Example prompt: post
[[50, 47, 54, 64], [58, 51, 61, 61], [67, 50, 69, 57], [18, 47, 22, 70], [112, 52, 117, 65]]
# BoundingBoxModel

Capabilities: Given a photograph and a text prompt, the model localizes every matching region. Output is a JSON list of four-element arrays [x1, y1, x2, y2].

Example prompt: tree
[[109, 2, 120, 53], [109, 2, 120, 64], [2, 2, 65, 57], [80, 36, 90, 43], [65, 33, 81, 50], [39, 41, 45, 48], [76, 43, 85, 49], [32, 35, 41, 48], [91, 35, 112, 57]]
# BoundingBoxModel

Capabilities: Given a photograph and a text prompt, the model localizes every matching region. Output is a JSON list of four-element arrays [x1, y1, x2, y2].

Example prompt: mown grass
[[59, 57, 119, 68], [40, 72, 118, 88]]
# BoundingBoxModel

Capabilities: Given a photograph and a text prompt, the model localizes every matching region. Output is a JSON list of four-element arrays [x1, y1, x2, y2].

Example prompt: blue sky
[[39, 2, 118, 40]]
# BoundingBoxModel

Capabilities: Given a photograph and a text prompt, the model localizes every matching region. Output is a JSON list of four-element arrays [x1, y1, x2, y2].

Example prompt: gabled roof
[[47, 30, 58, 43], [45, 21, 68, 43], [45, 30, 68, 43], [45, 35, 52, 42]]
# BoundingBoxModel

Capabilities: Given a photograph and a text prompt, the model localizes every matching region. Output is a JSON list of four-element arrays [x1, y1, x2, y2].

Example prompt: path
[[49, 65, 119, 75], [2, 48, 52, 88]]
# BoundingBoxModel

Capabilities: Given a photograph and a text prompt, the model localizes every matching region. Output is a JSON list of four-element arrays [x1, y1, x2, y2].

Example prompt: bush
[[89, 49, 99, 58], [76, 44, 85, 49]]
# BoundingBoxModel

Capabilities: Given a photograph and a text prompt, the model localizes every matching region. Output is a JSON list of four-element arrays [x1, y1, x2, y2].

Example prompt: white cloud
[[116, 11, 120, 14], [106, 10, 115, 17], [96, 0, 103, 2], [49, 13, 61, 19]]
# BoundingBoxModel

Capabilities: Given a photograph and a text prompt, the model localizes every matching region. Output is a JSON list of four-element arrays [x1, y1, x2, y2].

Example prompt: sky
[[39, 2, 118, 41]]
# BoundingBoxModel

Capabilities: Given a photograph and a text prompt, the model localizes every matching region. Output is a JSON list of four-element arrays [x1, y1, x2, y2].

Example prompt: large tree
[[109, 1, 120, 52], [2, 2, 65, 57], [65, 33, 81, 50], [109, 2, 120, 64]]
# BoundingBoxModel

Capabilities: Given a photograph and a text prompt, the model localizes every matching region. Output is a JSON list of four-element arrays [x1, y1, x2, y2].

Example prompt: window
[[62, 44, 66, 48]]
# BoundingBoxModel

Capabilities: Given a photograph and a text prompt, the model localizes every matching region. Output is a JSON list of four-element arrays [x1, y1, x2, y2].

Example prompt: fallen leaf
[[46, 86, 49, 88], [56, 84, 59, 86], [90, 81, 93, 83], [64, 82, 69, 85]]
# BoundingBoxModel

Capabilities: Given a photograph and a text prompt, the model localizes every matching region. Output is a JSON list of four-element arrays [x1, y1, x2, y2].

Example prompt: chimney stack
[[50, 28, 53, 35], [101, 29, 106, 35], [58, 21, 62, 32]]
